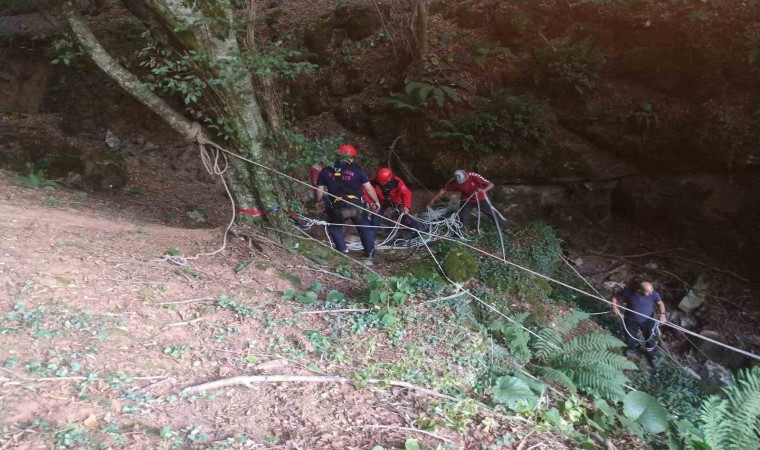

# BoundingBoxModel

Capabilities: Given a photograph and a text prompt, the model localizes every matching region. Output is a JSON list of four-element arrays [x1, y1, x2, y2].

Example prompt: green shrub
[[631, 363, 702, 420], [431, 92, 552, 154], [534, 38, 605, 94]]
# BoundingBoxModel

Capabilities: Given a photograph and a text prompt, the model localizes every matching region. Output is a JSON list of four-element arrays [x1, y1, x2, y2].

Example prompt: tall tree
[[61, 0, 289, 229]]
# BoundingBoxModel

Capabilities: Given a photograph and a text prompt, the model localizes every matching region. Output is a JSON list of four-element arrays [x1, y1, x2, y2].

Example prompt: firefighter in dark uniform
[[315, 144, 381, 257]]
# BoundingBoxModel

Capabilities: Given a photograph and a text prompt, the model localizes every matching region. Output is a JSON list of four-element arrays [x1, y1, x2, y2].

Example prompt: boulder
[[494, 181, 615, 231], [105, 130, 122, 149], [678, 274, 709, 314], [679, 313, 698, 330], [697, 330, 748, 369], [698, 360, 735, 388], [666, 310, 682, 326]]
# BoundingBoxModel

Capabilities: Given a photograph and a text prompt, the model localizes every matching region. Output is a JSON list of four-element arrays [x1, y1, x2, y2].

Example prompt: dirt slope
[[0, 174, 569, 449]]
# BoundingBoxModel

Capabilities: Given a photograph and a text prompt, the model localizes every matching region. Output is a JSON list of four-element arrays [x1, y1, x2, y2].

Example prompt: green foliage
[[163, 344, 190, 358], [364, 274, 415, 310], [15, 170, 57, 189], [623, 391, 669, 435], [489, 313, 532, 362], [696, 367, 760, 450], [432, 92, 552, 154], [405, 438, 420, 450], [493, 310, 636, 402], [533, 312, 635, 401], [384, 81, 459, 111], [217, 293, 255, 317], [628, 101, 659, 136], [273, 130, 344, 170], [51, 38, 84, 66], [510, 222, 562, 273], [535, 38, 605, 94], [281, 281, 324, 305], [631, 363, 702, 420], [492, 375, 541, 411], [468, 41, 511, 69]]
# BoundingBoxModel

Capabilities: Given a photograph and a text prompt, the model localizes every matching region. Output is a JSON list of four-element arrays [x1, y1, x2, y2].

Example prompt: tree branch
[[62, 1, 193, 138], [181, 374, 459, 403]]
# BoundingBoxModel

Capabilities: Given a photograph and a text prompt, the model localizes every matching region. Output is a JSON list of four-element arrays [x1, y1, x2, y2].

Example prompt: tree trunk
[[412, 0, 428, 61], [63, 1, 290, 230]]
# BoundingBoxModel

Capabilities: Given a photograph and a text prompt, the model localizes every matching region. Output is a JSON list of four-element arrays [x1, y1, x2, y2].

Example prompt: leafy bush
[[273, 130, 344, 170], [360, 274, 416, 327], [431, 92, 553, 154], [15, 171, 57, 189], [384, 81, 459, 112], [534, 38, 605, 94], [631, 363, 702, 420]]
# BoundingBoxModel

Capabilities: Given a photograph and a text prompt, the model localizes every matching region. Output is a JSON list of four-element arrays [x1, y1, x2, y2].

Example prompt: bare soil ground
[[0, 171, 572, 449]]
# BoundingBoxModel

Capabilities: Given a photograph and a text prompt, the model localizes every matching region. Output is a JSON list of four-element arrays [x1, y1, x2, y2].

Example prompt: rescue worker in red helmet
[[369, 168, 419, 239], [315, 144, 381, 258], [427, 169, 506, 229]]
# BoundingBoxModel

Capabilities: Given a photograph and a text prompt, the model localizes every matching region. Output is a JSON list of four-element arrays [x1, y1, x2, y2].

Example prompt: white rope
[[184, 129, 760, 363], [482, 192, 507, 261], [620, 316, 660, 344], [160, 123, 236, 266]]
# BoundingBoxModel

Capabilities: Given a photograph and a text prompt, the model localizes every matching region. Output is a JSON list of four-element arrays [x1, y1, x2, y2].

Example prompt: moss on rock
[[437, 242, 478, 283], [395, 260, 444, 284]]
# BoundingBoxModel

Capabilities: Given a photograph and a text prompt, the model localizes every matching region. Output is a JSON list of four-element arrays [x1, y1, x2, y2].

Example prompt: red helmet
[[338, 144, 358, 158], [376, 167, 393, 184]]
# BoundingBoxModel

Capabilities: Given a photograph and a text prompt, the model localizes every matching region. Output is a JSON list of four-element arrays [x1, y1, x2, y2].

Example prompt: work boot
[[624, 349, 637, 358]]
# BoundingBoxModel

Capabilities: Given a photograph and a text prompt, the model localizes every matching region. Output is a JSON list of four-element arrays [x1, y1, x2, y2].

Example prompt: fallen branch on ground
[[2, 373, 166, 384], [181, 374, 458, 403], [157, 297, 214, 306], [299, 308, 371, 315], [422, 291, 468, 304], [295, 265, 355, 282], [166, 317, 204, 327], [351, 424, 455, 445], [516, 430, 535, 450]]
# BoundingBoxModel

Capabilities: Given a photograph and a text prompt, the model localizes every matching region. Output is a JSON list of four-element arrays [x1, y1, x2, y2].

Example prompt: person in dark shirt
[[612, 280, 667, 360], [315, 144, 381, 258], [426, 169, 506, 230]]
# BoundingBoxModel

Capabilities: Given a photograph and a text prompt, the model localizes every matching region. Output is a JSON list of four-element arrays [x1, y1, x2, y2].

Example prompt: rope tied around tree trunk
[[158, 123, 237, 266]]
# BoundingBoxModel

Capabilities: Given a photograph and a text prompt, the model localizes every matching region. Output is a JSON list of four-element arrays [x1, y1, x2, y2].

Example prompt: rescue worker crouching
[[315, 144, 381, 258], [427, 169, 506, 230], [369, 168, 419, 240]]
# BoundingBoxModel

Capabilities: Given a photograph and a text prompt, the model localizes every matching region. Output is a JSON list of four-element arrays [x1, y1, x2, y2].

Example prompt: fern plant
[[491, 310, 636, 402], [532, 311, 636, 401], [384, 81, 459, 111], [16, 170, 57, 189], [697, 367, 760, 450]]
